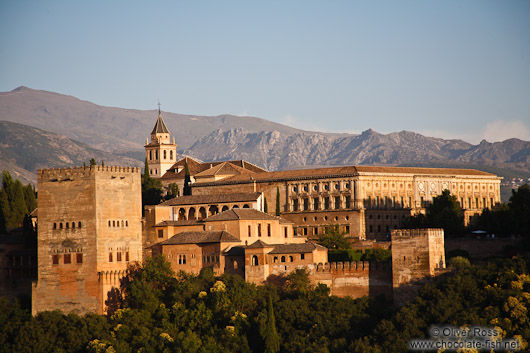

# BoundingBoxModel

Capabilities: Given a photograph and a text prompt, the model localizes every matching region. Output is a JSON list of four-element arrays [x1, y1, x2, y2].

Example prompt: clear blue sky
[[1, 0, 529, 143]]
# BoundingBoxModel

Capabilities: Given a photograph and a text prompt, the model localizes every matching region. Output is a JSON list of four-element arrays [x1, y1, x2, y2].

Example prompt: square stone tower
[[391, 228, 445, 305], [32, 166, 142, 315]]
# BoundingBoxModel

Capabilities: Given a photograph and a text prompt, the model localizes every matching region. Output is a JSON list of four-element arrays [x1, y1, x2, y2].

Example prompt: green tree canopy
[[316, 225, 351, 250]]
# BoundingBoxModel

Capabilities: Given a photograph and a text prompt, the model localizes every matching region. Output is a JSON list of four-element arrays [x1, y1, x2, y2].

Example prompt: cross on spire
[[158, 100, 161, 116]]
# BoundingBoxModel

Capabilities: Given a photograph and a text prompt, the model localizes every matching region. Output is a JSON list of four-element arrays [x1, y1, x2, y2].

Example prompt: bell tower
[[144, 103, 177, 178]]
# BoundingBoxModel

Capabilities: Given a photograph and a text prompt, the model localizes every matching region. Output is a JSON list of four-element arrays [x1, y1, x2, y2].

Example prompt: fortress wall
[[308, 261, 393, 300]]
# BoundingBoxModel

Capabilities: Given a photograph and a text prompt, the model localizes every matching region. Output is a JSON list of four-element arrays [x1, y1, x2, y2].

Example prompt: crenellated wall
[[308, 261, 393, 300]]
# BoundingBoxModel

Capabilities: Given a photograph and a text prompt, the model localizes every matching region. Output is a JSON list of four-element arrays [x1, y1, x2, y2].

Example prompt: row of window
[[53, 221, 82, 230], [292, 181, 353, 193], [52, 253, 83, 265], [302, 215, 350, 222], [296, 225, 350, 236], [204, 254, 220, 264], [109, 251, 130, 262], [272, 254, 305, 263], [292, 195, 352, 212], [108, 220, 129, 227], [148, 149, 173, 162], [174, 204, 251, 221]]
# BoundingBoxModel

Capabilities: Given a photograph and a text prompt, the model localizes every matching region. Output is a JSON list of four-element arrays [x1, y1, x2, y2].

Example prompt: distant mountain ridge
[[183, 127, 530, 172], [0, 86, 529, 184], [0, 120, 141, 185]]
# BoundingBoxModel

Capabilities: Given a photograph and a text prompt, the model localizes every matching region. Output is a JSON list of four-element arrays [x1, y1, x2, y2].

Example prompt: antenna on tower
[[158, 100, 161, 115]]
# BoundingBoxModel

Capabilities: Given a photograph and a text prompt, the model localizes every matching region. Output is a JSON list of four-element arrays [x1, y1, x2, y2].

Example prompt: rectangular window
[[267, 224, 271, 237], [258, 224, 262, 237], [64, 254, 71, 264], [248, 225, 251, 237], [126, 251, 130, 262], [158, 230, 164, 238], [345, 195, 351, 208], [392, 196, 395, 208], [345, 225, 350, 233], [420, 197, 424, 207], [52, 254, 59, 265], [475, 198, 479, 208], [76, 253, 83, 264], [303, 198, 309, 210], [483, 198, 486, 209], [313, 197, 319, 210], [468, 198, 472, 209], [400, 196, 404, 207], [408, 197, 412, 208], [117, 252, 122, 262], [324, 197, 330, 210], [284, 227, 288, 238], [369, 225, 373, 233], [109, 253, 113, 262], [301, 254, 305, 260], [367, 196, 372, 208], [314, 227, 318, 235], [335, 196, 340, 209], [293, 199, 299, 211], [377, 225, 381, 233], [490, 198, 494, 208], [304, 227, 308, 236]]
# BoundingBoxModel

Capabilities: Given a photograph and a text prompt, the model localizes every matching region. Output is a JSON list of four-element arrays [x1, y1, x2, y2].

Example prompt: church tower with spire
[[144, 104, 177, 178]]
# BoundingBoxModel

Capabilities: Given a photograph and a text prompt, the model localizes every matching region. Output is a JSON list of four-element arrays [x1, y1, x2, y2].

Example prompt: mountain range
[[0, 86, 529, 186]]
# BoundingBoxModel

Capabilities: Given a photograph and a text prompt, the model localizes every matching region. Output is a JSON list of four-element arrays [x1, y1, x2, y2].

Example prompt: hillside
[[0, 121, 141, 184], [1, 86, 529, 190]]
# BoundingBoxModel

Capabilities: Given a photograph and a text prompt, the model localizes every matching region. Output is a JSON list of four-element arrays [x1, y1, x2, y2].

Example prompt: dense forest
[[2, 250, 529, 353]]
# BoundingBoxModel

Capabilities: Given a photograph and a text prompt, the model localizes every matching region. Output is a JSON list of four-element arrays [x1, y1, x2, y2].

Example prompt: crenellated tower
[[144, 103, 177, 178]]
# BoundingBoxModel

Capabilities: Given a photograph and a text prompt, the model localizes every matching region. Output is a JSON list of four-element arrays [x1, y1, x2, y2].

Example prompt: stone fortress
[[31, 110, 501, 314]]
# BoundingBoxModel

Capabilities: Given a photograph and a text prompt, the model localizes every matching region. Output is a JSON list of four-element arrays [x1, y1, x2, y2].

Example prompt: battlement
[[391, 228, 444, 239], [313, 261, 390, 273], [38, 166, 141, 180]]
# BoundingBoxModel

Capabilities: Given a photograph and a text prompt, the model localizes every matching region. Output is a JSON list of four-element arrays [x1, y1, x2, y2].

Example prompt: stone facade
[[190, 166, 501, 240], [391, 228, 446, 305], [32, 166, 142, 315]]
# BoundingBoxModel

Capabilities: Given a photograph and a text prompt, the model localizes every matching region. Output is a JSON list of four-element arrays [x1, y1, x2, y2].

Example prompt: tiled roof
[[160, 230, 241, 245], [269, 242, 327, 254], [151, 115, 170, 134], [194, 165, 496, 186], [160, 192, 262, 206], [194, 162, 254, 178], [154, 220, 203, 227], [203, 208, 282, 222], [224, 246, 245, 256], [161, 158, 267, 180], [246, 240, 273, 248]]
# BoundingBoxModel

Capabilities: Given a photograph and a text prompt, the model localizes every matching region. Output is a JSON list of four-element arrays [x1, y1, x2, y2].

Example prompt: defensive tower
[[32, 166, 143, 315]]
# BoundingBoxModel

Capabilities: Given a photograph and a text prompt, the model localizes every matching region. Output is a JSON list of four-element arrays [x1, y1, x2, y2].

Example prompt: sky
[[1, 0, 529, 143]]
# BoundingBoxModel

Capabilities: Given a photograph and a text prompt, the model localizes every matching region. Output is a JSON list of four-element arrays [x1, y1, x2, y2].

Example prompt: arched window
[[78, 221, 82, 228], [199, 207, 206, 220], [125, 221, 128, 227], [179, 208, 187, 221], [252, 255, 259, 266], [170, 150, 173, 160], [222, 205, 229, 212], [53, 223, 57, 230], [108, 220, 111, 227], [281, 256, 286, 263], [289, 256, 293, 262], [163, 150, 167, 160], [243, 204, 250, 208], [66, 222, 69, 229], [155, 150, 158, 160], [149, 151, 152, 160], [59, 223, 63, 229], [188, 208, 196, 220]]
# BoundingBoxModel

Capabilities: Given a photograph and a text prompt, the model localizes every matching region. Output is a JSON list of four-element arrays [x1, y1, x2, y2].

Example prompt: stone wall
[[32, 166, 142, 315], [391, 228, 445, 305], [308, 261, 393, 300]]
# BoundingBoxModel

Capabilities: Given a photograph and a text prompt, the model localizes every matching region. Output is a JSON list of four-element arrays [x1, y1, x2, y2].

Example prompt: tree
[[316, 225, 351, 250], [509, 184, 530, 237], [0, 171, 29, 231], [89, 158, 97, 166], [275, 187, 281, 216], [427, 189, 463, 235], [260, 295, 280, 353], [166, 183, 179, 200], [101, 160, 104, 167], [141, 158, 162, 207], [183, 161, 192, 196]]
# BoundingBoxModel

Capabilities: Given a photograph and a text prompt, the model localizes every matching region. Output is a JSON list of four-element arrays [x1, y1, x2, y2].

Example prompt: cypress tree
[[183, 161, 192, 196], [264, 196, 268, 213], [275, 187, 281, 216], [23, 184, 37, 214], [262, 295, 280, 353]]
